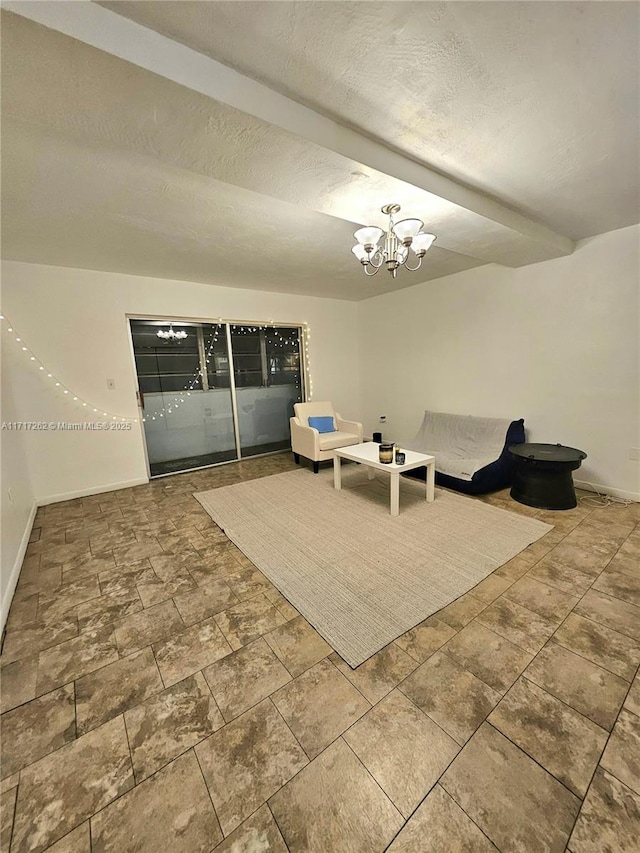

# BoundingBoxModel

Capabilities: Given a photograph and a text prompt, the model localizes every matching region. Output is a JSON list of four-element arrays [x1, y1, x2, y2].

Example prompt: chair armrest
[[335, 414, 363, 442], [290, 417, 321, 460]]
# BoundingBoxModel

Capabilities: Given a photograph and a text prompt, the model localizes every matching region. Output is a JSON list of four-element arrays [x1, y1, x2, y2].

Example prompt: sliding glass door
[[231, 325, 303, 458], [130, 318, 304, 476]]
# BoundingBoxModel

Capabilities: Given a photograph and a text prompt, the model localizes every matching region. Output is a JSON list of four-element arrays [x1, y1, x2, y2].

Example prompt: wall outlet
[[7, 488, 14, 505], [107, 379, 116, 390], [629, 448, 640, 461], [379, 415, 386, 423]]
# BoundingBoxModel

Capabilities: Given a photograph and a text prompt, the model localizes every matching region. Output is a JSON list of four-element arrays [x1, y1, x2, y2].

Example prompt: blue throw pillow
[[308, 416, 336, 434]]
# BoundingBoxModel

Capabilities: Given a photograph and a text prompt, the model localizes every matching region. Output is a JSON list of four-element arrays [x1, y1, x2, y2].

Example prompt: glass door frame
[[126, 313, 309, 478]]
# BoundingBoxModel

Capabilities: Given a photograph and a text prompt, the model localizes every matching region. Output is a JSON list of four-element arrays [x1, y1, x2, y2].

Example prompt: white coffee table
[[333, 442, 436, 516]]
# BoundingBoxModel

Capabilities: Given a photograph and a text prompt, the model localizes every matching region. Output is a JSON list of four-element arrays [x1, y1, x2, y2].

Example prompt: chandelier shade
[[412, 232, 437, 255], [353, 225, 384, 248], [392, 218, 424, 243], [157, 323, 188, 342], [351, 204, 436, 278]]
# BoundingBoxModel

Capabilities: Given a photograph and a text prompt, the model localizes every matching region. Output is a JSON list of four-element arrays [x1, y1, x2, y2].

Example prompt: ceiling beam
[[5, 1, 574, 260]]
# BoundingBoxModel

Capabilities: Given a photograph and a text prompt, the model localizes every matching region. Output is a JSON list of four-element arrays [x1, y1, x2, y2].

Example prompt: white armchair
[[290, 401, 363, 473]]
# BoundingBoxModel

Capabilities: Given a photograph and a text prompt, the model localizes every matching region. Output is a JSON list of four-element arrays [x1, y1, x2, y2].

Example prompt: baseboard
[[37, 477, 149, 506], [574, 479, 640, 503], [1, 500, 37, 635]]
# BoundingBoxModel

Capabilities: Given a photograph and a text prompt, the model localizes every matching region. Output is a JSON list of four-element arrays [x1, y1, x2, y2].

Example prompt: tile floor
[[1, 453, 639, 852]]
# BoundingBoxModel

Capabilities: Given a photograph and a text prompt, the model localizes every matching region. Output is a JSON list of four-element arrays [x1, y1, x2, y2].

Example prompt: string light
[[0, 314, 139, 423], [140, 321, 310, 421]]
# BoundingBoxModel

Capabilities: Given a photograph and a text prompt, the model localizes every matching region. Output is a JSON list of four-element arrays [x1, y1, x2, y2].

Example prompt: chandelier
[[351, 203, 436, 277], [157, 323, 188, 342]]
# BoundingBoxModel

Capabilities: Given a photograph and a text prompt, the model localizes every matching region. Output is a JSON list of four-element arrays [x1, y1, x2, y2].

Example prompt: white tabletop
[[334, 441, 434, 473]]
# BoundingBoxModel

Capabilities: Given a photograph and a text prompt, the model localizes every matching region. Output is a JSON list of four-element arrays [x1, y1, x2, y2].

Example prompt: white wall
[[0, 261, 361, 503], [1, 335, 36, 629], [358, 224, 640, 499]]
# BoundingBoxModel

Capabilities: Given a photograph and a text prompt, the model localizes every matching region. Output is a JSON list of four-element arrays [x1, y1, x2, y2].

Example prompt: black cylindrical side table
[[508, 443, 587, 510]]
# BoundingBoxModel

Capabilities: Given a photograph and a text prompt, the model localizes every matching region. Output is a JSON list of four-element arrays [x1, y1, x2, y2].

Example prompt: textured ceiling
[[100, 0, 640, 240], [1, 2, 638, 300]]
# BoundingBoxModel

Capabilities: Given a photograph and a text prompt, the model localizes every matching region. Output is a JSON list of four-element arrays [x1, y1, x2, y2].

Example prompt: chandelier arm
[[367, 251, 385, 269], [403, 257, 423, 272], [363, 263, 382, 277]]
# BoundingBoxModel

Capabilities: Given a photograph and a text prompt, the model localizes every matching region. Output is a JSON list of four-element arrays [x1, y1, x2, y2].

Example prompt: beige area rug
[[195, 467, 552, 667]]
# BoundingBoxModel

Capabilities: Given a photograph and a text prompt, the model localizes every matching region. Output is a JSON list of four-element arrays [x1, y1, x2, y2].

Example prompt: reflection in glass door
[[230, 325, 304, 458], [130, 319, 305, 476]]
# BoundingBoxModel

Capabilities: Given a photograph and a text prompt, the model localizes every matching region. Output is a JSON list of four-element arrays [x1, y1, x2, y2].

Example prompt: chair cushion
[[308, 416, 336, 434], [318, 431, 360, 450]]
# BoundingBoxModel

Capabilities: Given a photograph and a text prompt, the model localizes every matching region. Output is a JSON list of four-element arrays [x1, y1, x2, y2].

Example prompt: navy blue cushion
[[308, 416, 336, 434], [405, 419, 526, 495]]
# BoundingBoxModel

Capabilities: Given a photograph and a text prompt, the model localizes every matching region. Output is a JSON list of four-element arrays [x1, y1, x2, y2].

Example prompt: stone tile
[[593, 568, 640, 608], [554, 613, 640, 680], [112, 539, 164, 565], [400, 651, 501, 744], [1, 773, 19, 794], [11, 715, 133, 853], [600, 708, 640, 795], [113, 599, 183, 656], [1, 612, 78, 664], [269, 737, 403, 853], [442, 723, 579, 852], [608, 549, 640, 580], [150, 550, 209, 583], [494, 552, 537, 581], [153, 617, 232, 686], [436, 594, 486, 631], [386, 784, 498, 852], [62, 553, 116, 582], [568, 767, 640, 852], [1, 684, 76, 779], [203, 637, 291, 722], [75, 647, 164, 735], [135, 573, 198, 608], [471, 573, 512, 604], [36, 626, 119, 695], [91, 751, 221, 853], [442, 620, 533, 693], [527, 559, 595, 596], [489, 677, 608, 796], [0, 655, 38, 713], [39, 541, 91, 570], [195, 698, 308, 836], [330, 644, 418, 704], [37, 575, 102, 622], [225, 566, 275, 600], [43, 822, 90, 853], [214, 594, 287, 650], [76, 585, 143, 632], [264, 616, 332, 677], [504, 575, 580, 622], [265, 589, 300, 620], [575, 588, 640, 642], [525, 642, 629, 730], [272, 659, 370, 759], [625, 674, 640, 715], [125, 672, 223, 781], [344, 690, 459, 817], [1, 785, 17, 852], [477, 597, 557, 653], [394, 616, 457, 663], [546, 538, 619, 575], [97, 560, 155, 596], [12, 565, 62, 599], [5, 593, 39, 630], [173, 578, 238, 626], [210, 805, 288, 852]]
